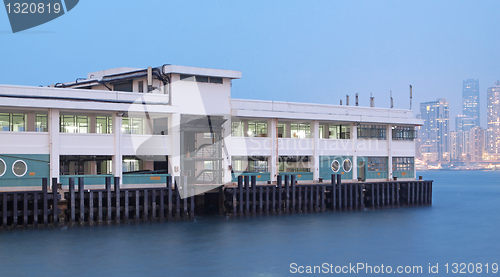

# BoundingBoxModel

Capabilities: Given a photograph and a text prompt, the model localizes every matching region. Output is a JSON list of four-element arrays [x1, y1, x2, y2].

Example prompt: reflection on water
[[0, 171, 499, 276]]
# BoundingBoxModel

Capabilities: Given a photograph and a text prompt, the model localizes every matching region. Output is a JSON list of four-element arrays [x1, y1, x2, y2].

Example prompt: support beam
[[112, 113, 123, 184]]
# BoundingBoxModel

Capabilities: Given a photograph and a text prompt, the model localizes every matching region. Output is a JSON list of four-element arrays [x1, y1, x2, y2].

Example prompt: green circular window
[[0, 159, 5, 177], [12, 160, 27, 177]]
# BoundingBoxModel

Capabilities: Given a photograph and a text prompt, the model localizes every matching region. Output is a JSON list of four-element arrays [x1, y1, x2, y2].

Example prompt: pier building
[[0, 65, 422, 191]]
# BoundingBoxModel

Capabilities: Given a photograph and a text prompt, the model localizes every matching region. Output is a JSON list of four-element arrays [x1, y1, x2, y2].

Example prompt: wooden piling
[[291, 175, 296, 213], [252, 176, 257, 215], [79, 177, 85, 224], [69, 177, 75, 224], [277, 175, 282, 214]]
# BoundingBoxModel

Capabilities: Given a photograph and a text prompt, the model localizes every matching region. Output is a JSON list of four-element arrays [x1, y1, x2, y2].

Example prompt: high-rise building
[[455, 114, 475, 132], [487, 81, 500, 156], [450, 126, 485, 162], [462, 79, 480, 127], [418, 98, 450, 162]]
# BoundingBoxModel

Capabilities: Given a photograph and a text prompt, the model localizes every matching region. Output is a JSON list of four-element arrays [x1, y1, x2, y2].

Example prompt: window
[[180, 74, 195, 81], [392, 157, 414, 172], [113, 81, 133, 92], [277, 123, 286, 138], [367, 157, 388, 172], [231, 120, 244, 137], [60, 115, 89, 133], [153, 117, 168, 135], [392, 126, 416, 140], [122, 117, 145, 134], [0, 113, 26, 132], [357, 124, 386, 140], [279, 156, 311, 172], [0, 158, 6, 177], [196, 76, 209, 83], [232, 156, 268, 172], [12, 160, 27, 177], [291, 123, 310, 138], [320, 124, 350, 139], [138, 81, 144, 93], [96, 116, 112, 134], [210, 77, 223, 84], [343, 159, 352, 172], [247, 122, 267, 137], [331, 160, 340, 172], [36, 114, 48, 132]]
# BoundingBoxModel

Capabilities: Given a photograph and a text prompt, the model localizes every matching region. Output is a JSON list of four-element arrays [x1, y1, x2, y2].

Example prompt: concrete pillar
[[285, 122, 291, 138], [352, 123, 358, 181], [223, 114, 232, 183], [169, 113, 181, 178], [269, 118, 278, 182], [89, 115, 97, 133], [88, 161, 97, 175], [26, 113, 36, 132], [387, 124, 393, 180], [312, 120, 320, 181], [112, 113, 123, 184], [49, 109, 60, 187]]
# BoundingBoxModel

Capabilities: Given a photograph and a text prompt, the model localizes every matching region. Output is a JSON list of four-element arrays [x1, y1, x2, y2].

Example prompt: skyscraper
[[487, 81, 500, 155], [418, 98, 450, 162], [462, 79, 480, 127]]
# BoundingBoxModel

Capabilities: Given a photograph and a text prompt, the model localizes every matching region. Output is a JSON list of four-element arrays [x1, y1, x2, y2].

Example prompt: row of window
[[0, 113, 168, 135], [180, 74, 223, 84], [0, 159, 28, 177], [231, 156, 312, 173]]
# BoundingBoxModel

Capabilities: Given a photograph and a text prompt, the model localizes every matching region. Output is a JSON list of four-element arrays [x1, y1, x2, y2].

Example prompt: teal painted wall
[[393, 171, 414, 179], [231, 172, 271, 182], [357, 156, 388, 180], [319, 156, 353, 180], [0, 154, 50, 187], [59, 174, 171, 188], [279, 172, 313, 181]]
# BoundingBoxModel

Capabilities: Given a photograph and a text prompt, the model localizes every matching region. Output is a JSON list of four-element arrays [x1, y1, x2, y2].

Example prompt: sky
[[1, 0, 500, 130]]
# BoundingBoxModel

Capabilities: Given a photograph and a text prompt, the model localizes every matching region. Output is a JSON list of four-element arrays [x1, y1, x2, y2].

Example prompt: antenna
[[410, 85, 412, 110], [346, 94, 350, 106], [370, 93, 374, 107], [390, 90, 393, 108], [355, 93, 359, 106], [340, 99, 343, 105]]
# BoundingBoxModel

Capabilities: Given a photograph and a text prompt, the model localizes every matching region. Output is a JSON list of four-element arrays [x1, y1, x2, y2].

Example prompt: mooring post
[[167, 176, 172, 219], [42, 178, 48, 225], [105, 176, 111, 222], [52, 177, 58, 225], [69, 177, 75, 224], [78, 177, 84, 224], [245, 176, 250, 214], [114, 176, 120, 222], [237, 176, 243, 215], [291, 175, 296, 213], [277, 175, 282, 214], [284, 175, 290, 213], [331, 174, 336, 211], [251, 175, 257, 215], [337, 174, 342, 211]]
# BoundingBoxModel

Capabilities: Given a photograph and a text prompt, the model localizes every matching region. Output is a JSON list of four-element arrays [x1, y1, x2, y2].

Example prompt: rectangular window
[[320, 124, 351, 139], [180, 74, 195, 81], [96, 116, 112, 134], [367, 157, 388, 172], [231, 120, 244, 137], [247, 122, 268, 137], [291, 123, 310, 138], [113, 81, 133, 92], [279, 156, 311, 172], [60, 115, 89, 133], [36, 114, 48, 132], [195, 76, 209, 83], [77, 116, 89, 133], [357, 124, 386, 140], [122, 117, 145, 134], [11, 113, 25, 132], [278, 123, 286, 138], [232, 156, 268, 172], [209, 77, 223, 84], [138, 81, 144, 93], [0, 113, 11, 131], [392, 126, 416, 140], [153, 117, 168, 135], [392, 157, 414, 171]]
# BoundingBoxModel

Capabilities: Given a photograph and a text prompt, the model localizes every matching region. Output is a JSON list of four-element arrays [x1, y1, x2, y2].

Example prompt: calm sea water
[[0, 171, 499, 276]]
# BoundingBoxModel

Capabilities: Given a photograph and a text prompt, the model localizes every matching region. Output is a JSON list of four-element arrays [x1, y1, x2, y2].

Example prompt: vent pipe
[[147, 67, 153, 92], [340, 99, 343, 105], [346, 94, 350, 106], [409, 85, 413, 110], [390, 90, 393, 108], [370, 93, 375, 107], [355, 93, 359, 106]]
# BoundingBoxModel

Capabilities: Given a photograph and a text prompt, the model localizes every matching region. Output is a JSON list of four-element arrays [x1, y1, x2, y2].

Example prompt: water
[[0, 171, 499, 276]]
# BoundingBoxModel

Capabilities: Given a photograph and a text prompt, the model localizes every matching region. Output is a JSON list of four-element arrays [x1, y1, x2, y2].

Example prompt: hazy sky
[[1, 0, 499, 129]]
